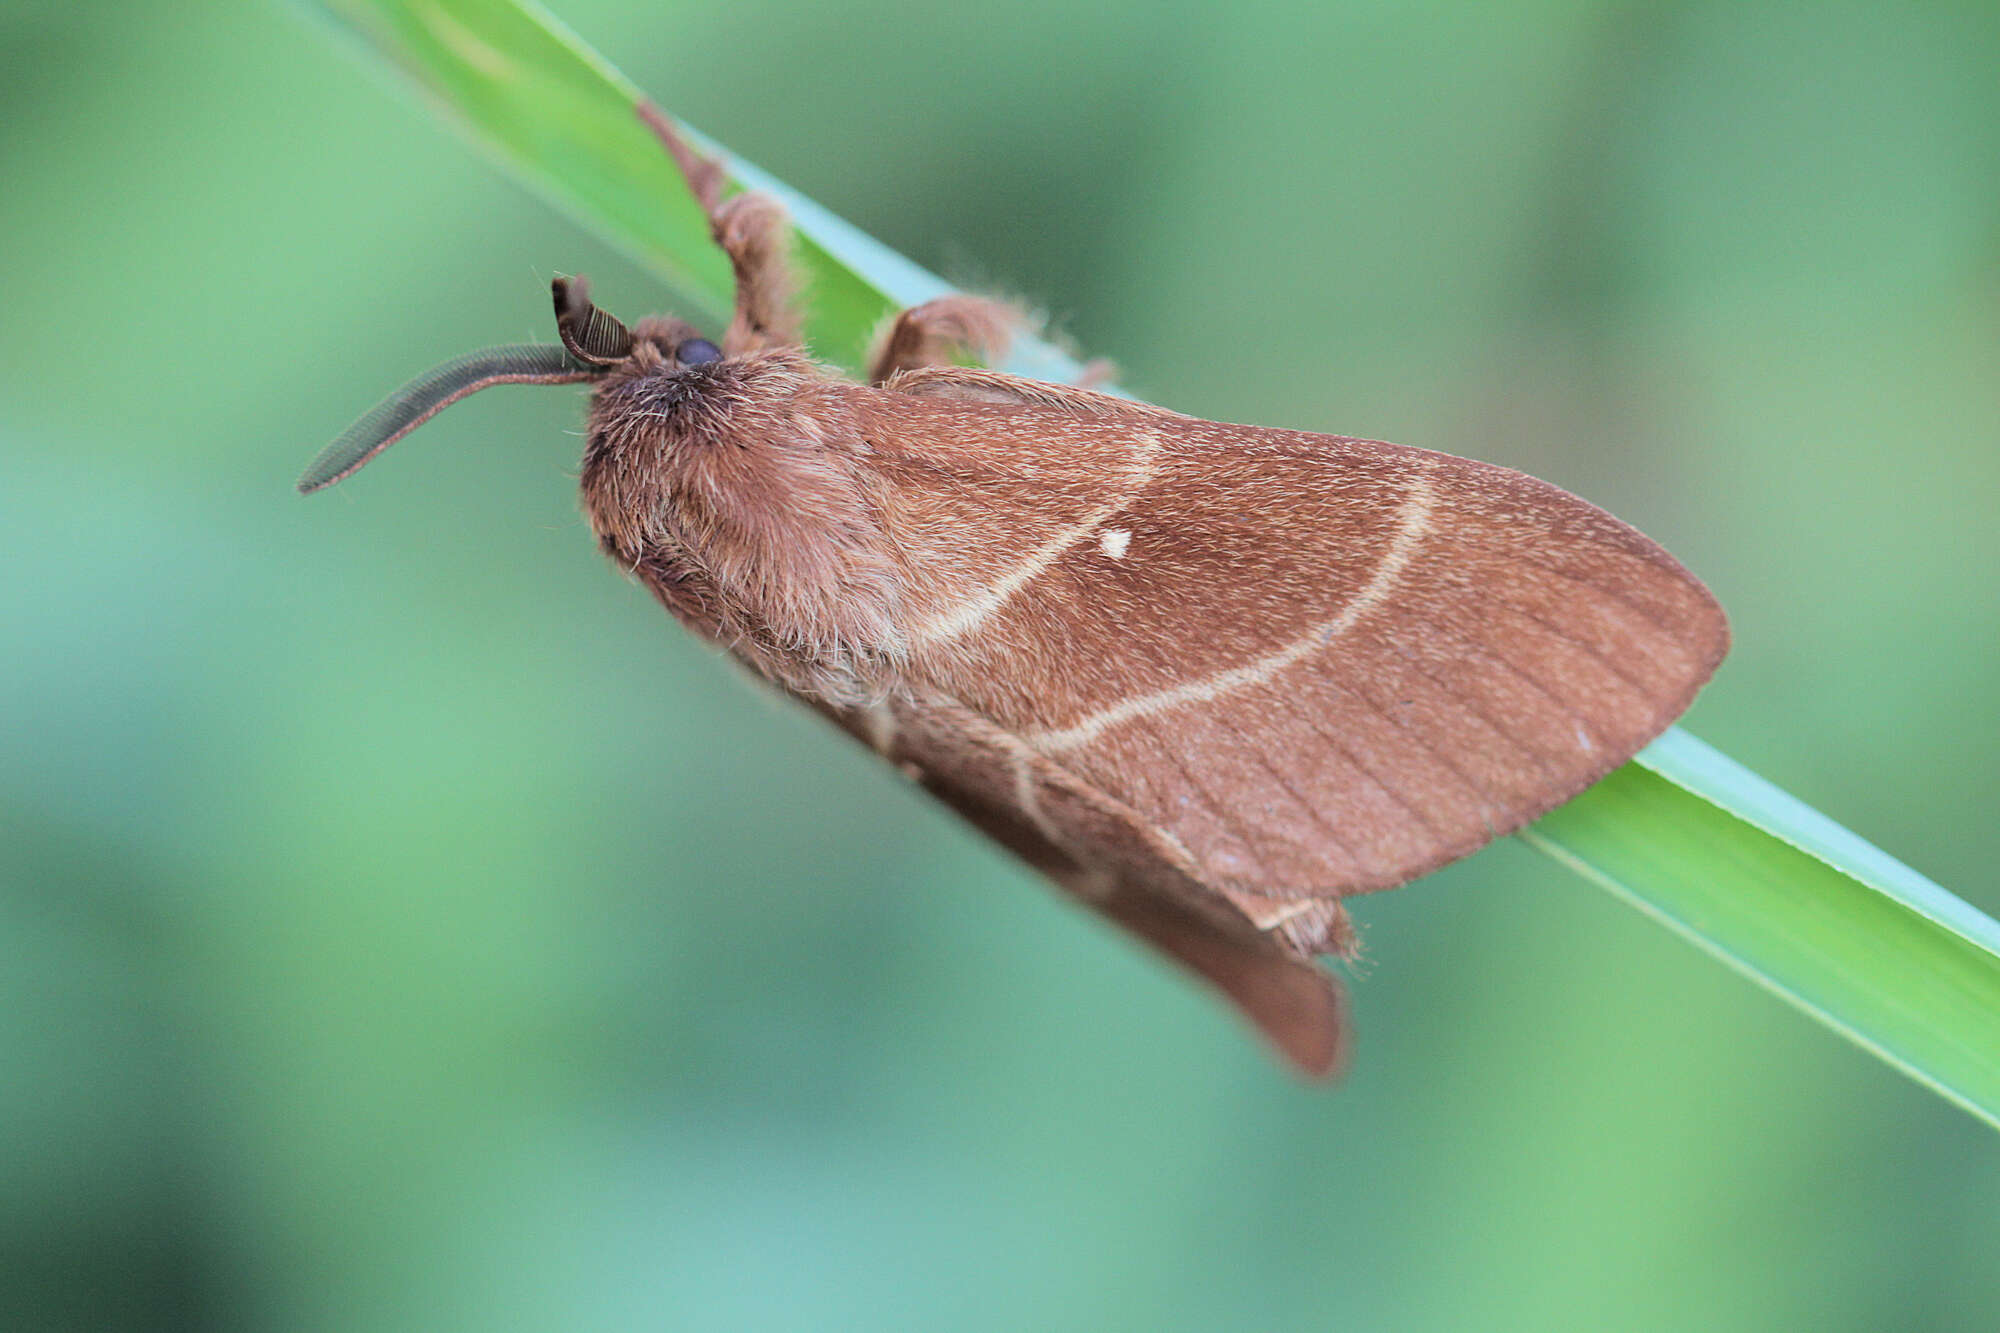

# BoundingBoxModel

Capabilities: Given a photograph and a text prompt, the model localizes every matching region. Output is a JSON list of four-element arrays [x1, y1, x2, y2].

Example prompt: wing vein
[[1480, 587, 1685, 703], [1285, 692, 1460, 859], [1238, 722, 1381, 881], [1309, 662, 1499, 833], [1156, 734, 1317, 875], [1373, 628, 1572, 785], [1496, 547, 1690, 639]]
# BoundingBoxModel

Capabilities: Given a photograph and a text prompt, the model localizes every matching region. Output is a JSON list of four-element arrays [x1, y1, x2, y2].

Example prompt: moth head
[[554, 275, 721, 373], [295, 276, 722, 494]]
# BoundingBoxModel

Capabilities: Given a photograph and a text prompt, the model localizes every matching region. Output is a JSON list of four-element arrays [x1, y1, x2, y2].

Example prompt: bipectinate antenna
[[297, 344, 593, 494]]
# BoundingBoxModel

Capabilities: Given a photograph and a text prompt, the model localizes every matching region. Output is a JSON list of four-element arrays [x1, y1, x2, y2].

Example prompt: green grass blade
[[1527, 728, 2000, 1128], [309, 0, 2000, 1126], [306, 0, 1092, 378]]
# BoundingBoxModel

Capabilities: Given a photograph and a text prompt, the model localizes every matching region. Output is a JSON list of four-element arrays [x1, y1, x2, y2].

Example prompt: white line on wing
[[910, 433, 1162, 647], [1029, 464, 1438, 753]]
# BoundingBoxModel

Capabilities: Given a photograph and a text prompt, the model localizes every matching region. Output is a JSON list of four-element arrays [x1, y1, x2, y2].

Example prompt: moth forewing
[[841, 378, 1728, 904]]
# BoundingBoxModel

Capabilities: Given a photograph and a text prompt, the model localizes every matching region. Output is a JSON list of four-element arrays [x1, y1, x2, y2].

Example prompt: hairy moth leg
[[867, 295, 1022, 384], [636, 102, 802, 355]]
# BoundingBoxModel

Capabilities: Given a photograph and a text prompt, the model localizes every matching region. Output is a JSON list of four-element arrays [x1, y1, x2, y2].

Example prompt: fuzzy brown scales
[[584, 335, 906, 702], [305, 104, 1730, 1078], [577, 341, 1727, 1077]]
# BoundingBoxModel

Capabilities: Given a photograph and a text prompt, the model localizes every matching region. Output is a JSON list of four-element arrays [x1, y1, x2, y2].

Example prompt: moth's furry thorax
[[577, 338, 907, 703]]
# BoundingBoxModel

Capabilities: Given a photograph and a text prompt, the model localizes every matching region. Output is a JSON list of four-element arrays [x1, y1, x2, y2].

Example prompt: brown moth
[[300, 103, 1729, 1077]]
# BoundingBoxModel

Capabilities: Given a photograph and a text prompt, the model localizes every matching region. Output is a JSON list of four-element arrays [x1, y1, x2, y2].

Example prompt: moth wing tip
[[1241, 953, 1350, 1081]]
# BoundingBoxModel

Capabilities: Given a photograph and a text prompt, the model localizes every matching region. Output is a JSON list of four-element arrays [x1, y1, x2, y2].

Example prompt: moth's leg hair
[[637, 102, 801, 355], [867, 295, 1022, 385]]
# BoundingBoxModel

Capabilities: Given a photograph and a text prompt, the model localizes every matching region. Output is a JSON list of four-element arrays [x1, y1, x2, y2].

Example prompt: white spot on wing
[[1100, 528, 1131, 560], [912, 433, 1162, 646], [1030, 464, 1439, 753]]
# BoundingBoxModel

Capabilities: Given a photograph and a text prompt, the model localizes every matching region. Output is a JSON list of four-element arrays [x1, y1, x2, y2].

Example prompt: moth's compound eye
[[677, 338, 722, 366]]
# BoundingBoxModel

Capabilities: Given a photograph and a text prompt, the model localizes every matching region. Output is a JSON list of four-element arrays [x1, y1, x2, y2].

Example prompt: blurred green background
[[4, 1, 1998, 1329]]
